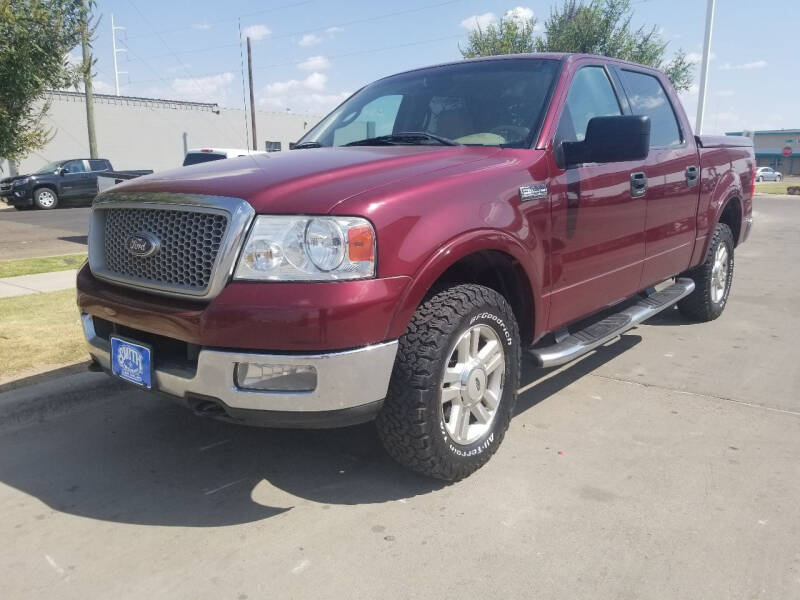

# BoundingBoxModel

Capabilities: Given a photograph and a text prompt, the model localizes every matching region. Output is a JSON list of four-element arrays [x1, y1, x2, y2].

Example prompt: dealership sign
[[783, 146, 793, 157]]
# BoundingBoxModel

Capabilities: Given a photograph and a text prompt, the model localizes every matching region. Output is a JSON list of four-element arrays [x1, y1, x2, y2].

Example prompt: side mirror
[[58, 168, 67, 176], [562, 115, 651, 167]]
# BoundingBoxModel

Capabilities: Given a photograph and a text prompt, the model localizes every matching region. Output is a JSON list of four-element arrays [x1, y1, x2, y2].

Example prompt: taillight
[[749, 167, 756, 197]]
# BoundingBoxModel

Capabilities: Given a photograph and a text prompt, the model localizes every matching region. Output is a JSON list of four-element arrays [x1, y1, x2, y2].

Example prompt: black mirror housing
[[562, 115, 651, 167]]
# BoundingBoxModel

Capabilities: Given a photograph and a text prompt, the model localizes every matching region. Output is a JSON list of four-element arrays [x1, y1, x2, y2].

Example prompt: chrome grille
[[103, 207, 229, 293]]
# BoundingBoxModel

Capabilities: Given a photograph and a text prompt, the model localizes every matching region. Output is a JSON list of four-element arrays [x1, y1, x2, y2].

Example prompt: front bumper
[[82, 314, 399, 427], [2, 187, 33, 205]]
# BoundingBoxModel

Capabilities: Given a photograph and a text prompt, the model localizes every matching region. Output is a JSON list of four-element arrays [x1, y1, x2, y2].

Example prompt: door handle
[[630, 171, 647, 198], [686, 165, 699, 187]]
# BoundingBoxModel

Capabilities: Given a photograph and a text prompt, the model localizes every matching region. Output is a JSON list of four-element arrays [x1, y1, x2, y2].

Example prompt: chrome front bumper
[[82, 314, 398, 414]]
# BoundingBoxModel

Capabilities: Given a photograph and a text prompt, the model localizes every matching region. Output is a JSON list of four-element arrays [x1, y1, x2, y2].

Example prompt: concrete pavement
[[0, 269, 78, 298], [0, 195, 798, 599]]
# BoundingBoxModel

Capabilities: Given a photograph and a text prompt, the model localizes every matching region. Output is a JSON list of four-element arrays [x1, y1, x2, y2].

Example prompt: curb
[[0, 370, 127, 432]]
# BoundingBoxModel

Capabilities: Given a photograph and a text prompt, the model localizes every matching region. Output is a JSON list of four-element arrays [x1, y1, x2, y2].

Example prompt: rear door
[[545, 62, 648, 329], [614, 68, 700, 287], [87, 159, 111, 197]]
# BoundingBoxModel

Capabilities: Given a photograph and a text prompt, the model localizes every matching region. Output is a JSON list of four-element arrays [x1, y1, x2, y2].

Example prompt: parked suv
[[78, 54, 754, 480]]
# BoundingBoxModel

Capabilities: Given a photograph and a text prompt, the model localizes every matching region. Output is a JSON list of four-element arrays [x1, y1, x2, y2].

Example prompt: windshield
[[33, 161, 63, 174], [300, 58, 560, 149]]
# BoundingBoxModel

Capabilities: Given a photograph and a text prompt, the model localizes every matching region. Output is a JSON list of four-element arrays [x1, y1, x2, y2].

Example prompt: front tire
[[776, 175, 782, 182], [33, 188, 58, 210], [376, 284, 520, 481], [678, 223, 735, 322]]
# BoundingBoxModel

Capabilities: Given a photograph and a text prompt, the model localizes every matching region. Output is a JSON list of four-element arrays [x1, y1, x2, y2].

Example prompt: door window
[[618, 70, 682, 148], [62, 160, 87, 174], [557, 66, 622, 143]]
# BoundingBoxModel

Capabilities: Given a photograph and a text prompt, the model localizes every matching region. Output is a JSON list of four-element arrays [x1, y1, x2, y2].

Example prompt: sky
[[84, 0, 800, 135]]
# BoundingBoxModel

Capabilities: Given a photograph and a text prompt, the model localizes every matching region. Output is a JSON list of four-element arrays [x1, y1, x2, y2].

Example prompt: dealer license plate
[[110, 337, 153, 389]]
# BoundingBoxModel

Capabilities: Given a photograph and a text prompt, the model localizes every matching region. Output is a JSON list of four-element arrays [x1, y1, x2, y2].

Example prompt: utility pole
[[81, 0, 98, 158], [111, 14, 127, 96], [695, 0, 716, 134], [247, 37, 257, 150]]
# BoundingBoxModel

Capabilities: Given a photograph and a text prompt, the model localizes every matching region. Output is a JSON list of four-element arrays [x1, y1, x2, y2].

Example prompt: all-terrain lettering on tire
[[376, 284, 521, 481]]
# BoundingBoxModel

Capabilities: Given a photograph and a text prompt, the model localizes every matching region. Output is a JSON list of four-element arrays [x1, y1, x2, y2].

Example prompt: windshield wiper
[[292, 141, 323, 149], [344, 131, 462, 147]]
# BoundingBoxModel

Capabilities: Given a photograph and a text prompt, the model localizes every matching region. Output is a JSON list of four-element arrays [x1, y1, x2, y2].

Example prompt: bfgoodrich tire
[[678, 223, 735, 322], [376, 284, 520, 481], [33, 187, 58, 210]]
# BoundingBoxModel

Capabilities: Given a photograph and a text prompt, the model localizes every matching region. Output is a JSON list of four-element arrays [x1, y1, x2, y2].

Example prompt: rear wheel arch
[[718, 195, 743, 247]]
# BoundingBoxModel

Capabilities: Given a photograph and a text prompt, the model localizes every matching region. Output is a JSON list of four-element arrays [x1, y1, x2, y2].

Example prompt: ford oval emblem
[[125, 232, 160, 258]]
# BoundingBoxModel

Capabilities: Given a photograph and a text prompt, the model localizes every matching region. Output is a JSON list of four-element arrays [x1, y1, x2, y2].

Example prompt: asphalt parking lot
[[0, 205, 90, 259], [0, 195, 798, 599]]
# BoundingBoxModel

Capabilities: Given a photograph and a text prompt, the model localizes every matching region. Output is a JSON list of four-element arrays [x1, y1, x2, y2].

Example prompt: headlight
[[234, 216, 375, 281], [12, 178, 30, 187]]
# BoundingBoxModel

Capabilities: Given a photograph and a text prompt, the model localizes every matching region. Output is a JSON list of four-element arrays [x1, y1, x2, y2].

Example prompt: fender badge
[[519, 184, 547, 202]]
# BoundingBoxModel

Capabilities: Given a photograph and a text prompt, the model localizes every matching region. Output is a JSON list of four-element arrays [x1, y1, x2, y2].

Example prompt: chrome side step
[[529, 278, 695, 368]]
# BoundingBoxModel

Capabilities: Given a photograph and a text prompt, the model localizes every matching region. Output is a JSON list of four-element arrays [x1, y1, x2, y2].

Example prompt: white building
[[3, 90, 321, 175]]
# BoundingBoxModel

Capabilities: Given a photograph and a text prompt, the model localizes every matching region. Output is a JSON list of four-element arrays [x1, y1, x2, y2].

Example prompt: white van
[[182, 148, 269, 167]]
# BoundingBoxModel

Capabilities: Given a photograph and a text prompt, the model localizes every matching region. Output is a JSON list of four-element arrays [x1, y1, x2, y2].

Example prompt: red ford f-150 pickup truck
[[77, 54, 754, 480]]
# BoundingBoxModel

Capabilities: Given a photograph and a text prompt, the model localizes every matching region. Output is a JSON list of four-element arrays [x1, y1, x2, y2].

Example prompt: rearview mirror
[[562, 115, 650, 167]]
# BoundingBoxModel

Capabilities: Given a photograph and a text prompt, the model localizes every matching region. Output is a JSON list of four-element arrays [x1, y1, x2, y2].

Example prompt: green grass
[[0, 253, 87, 278], [754, 181, 797, 195], [0, 289, 86, 381]]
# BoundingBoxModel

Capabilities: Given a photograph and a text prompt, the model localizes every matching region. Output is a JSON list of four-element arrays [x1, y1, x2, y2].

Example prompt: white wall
[[4, 91, 321, 175]]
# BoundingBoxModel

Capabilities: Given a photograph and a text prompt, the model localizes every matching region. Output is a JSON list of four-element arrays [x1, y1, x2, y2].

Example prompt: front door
[[614, 68, 699, 287], [546, 63, 648, 330], [60, 160, 91, 199]]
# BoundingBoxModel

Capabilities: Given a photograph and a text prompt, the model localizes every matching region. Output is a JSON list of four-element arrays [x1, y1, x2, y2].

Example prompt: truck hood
[[110, 146, 502, 213]]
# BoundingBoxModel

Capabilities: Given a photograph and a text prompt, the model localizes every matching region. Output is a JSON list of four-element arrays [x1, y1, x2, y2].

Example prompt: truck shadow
[[0, 334, 641, 529]]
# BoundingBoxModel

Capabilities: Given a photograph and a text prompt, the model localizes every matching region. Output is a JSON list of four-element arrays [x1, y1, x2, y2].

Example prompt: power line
[[125, 0, 466, 63], [127, 0, 237, 143], [125, 0, 315, 41], [127, 32, 468, 86]]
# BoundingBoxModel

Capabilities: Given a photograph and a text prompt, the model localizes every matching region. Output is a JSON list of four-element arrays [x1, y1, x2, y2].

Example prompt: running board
[[529, 278, 695, 368]]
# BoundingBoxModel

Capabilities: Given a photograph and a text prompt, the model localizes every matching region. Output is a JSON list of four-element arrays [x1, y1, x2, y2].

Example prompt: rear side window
[[618, 70, 682, 148], [183, 153, 226, 167], [88, 159, 110, 171], [557, 66, 622, 143]]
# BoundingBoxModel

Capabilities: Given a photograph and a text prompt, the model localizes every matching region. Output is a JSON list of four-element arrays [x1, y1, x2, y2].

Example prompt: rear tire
[[678, 223, 734, 322], [376, 284, 520, 481], [33, 188, 58, 210]]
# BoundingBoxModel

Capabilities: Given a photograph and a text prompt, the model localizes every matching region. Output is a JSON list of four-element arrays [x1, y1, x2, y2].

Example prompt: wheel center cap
[[462, 366, 487, 405]]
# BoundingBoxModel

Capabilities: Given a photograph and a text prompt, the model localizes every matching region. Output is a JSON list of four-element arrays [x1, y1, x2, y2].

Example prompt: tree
[[460, 13, 537, 58], [460, 0, 693, 92], [0, 0, 84, 162]]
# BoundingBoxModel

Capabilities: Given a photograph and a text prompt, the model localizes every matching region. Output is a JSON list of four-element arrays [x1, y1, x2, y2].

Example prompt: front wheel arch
[[386, 231, 541, 345]]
